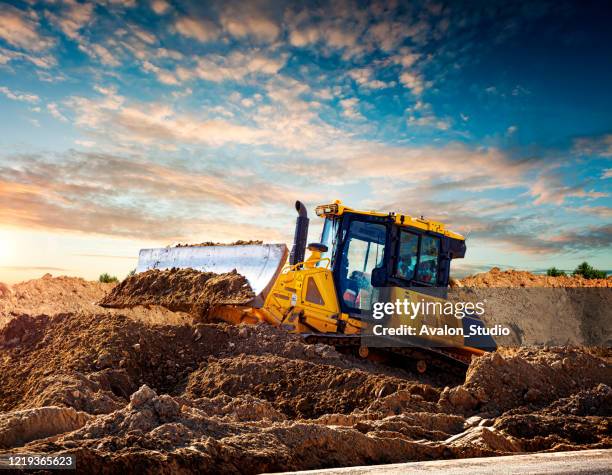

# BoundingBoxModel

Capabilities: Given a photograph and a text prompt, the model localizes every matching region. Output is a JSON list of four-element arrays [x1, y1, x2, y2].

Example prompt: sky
[[0, 0, 610, 283]]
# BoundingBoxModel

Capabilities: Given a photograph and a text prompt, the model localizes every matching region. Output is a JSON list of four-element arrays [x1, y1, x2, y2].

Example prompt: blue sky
[[0, 0, 610, 283]]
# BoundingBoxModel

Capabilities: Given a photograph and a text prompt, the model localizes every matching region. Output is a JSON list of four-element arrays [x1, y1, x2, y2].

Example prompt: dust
[[98, 268, 254, 318], [0, 271, 610, 474]]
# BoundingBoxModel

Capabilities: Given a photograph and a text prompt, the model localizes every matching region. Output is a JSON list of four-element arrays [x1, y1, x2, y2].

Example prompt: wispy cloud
[[0, 85, 38, 103], [0, 151, 319, 241], [0, 4, 54, 51], [574, 133, 612, 157]]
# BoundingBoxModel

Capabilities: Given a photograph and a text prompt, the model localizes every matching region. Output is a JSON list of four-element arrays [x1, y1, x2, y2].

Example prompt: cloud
[[574, 134, 612, 157], [0, 46, 56, 68], [406, 100, 450, 130], [78, 43, 120, 66], [141, 60, 180, 85], [530, 172, 608, 205], [67, 87, 268, 147], [183, 51, 286, 83], [45, 0, 93, 41], [348, 68, 393, 89], [399, 71, 425, 96], [0, 152, 310, 242], [285, 1, 368, 57], [173, 16, 220, 42], [0, 4, 54, 52], [47, 102, 68, 122], [0, 85, 39, 103], [281, 140, 535, 191], [150, 0, 170, 15], [477, 223, 612, 255], [571, 206, 612, 218], [62, 79, 335, 152], [219, 2, 280, 42], [146, 51, 287, 86], [339, 97, 363, 119]]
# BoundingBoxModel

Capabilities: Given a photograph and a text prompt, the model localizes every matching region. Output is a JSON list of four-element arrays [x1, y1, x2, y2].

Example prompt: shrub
[[546, 267, 566, 277], [572, 262, 607, 279], [99, 273, 119, 283], [126, 268, 136, 278]]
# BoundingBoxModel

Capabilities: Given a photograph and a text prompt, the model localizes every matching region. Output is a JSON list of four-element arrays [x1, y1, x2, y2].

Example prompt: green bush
[[99, 273, 119, 283], [546, 267, 566, 277], [126, 268, 136, 278], [572, 262, 607, 279]]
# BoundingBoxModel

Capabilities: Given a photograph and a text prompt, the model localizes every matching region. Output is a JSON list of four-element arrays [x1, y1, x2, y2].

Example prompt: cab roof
[[315, 200, 465, 241]]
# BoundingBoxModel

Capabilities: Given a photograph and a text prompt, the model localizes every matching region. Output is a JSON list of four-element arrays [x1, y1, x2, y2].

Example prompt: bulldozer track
[[302, 333, 471, 373]]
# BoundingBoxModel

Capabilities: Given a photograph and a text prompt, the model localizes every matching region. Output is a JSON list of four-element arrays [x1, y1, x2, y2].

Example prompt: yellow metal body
[[315, 200, 465, 241], [211, 200, 483, 357]]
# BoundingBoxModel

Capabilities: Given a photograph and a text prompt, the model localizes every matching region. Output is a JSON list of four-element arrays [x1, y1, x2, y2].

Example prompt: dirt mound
[[0, 274, 113, 319], [452, 268, 612, 346], [175, 240, 264, 247], [459, 348, 612, 413], [458, 267, 611, 287], [0, 274, 192, 326], [493, 383, 612, 452], [17, 386, 495, 474], [0, 273, 610, 473], [0, 406, 91, 449], [99, 269, 254, 318], [185, 354, 433, 419]]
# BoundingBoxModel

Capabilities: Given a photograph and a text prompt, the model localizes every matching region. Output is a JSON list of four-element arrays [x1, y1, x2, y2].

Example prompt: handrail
[[283, 257, 331, 272]]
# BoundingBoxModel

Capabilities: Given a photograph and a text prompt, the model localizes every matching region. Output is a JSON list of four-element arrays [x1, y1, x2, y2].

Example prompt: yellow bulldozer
[[137, 200, 495, 371]]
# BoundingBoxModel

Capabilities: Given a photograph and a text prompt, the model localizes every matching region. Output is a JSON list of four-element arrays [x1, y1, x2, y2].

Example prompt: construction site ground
[[0, 269, 610, 474]]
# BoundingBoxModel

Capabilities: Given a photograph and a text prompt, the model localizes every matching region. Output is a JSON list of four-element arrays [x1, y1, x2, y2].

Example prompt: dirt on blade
[[98, 268, 255, 318], [174, 240, 264, 247]]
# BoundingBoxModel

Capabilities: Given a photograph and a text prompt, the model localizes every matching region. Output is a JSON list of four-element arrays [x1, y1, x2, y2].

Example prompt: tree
[[572, 262, 607, 279], [99, 273, 119, 283], [546, 267, 566, 277]]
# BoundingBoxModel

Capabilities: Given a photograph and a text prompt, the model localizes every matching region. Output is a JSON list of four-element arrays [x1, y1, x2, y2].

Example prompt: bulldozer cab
[[314, 202, 466, 317]]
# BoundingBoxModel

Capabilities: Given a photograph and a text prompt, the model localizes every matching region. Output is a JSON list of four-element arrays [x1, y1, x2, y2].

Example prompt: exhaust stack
[[289, 200, 309, 266]]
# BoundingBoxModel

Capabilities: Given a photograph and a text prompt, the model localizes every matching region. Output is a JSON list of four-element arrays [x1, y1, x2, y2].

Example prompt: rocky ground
[[0, 271, 610, 474]]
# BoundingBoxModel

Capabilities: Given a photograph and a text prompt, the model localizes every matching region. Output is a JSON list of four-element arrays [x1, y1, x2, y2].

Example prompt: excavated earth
[[99, 268, 254, 319], [0, 271, 610, 474]]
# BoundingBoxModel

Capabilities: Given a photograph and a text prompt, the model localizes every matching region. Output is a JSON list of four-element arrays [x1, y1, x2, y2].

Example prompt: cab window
[[339, 220, 386, 311], [396, 231, 418, 280], [416, 235, 440, 284]]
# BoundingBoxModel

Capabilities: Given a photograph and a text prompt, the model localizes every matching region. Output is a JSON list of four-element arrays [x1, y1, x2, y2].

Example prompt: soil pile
[[175, 240, 264, 247], [0, 272, 610, 473], [458, 267, 611, 288], [0, 274, 191, 327], [453, 268, 612, 346], [459, 347, 612, 413], [98, 268, 254, 318], [0, 274, 114, 321]]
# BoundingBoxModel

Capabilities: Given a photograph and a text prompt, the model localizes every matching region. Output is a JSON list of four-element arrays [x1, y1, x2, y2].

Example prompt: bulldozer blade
[[137, 244, 288, 307]]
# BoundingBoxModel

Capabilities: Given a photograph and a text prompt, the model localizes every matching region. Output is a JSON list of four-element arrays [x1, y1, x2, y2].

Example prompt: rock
[[96, 351, 112, 369], [446, 426, 522, 452], [445, 386, 478, 410], [129, 385, 157, 409]]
